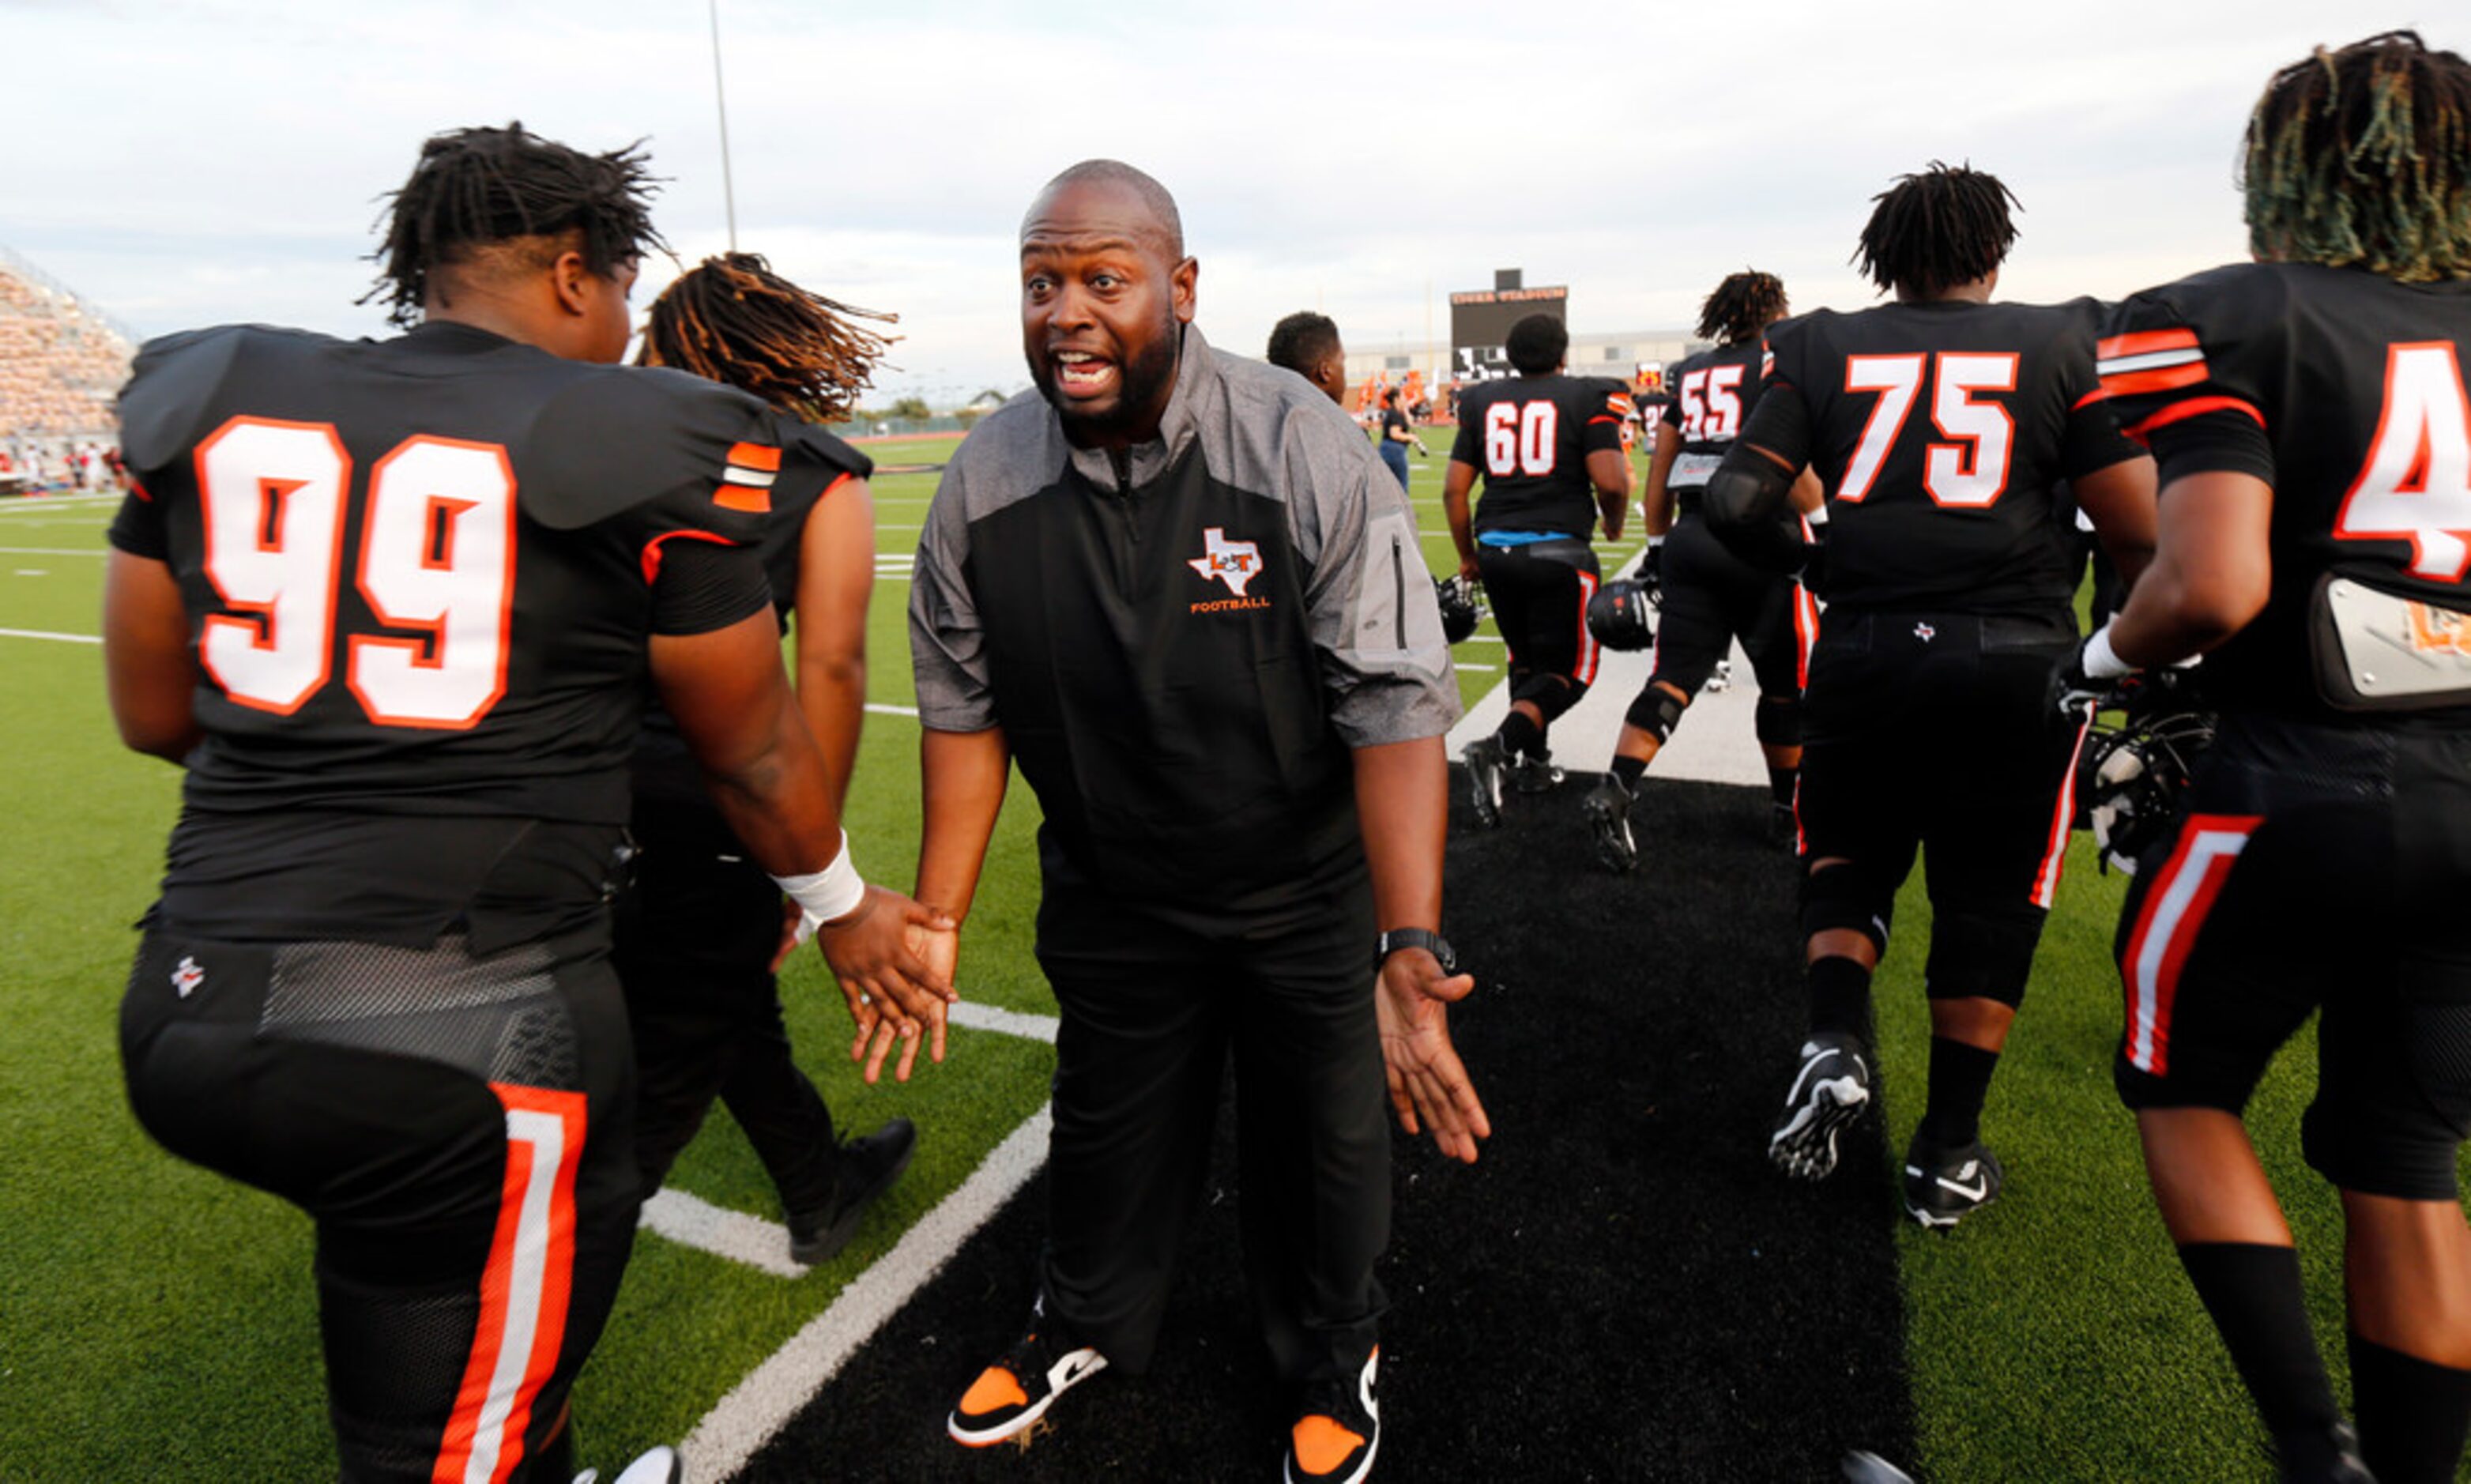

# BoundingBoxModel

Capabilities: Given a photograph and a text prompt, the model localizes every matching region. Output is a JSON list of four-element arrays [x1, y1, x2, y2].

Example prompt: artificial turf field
[[0, 428, 2462, 1481]]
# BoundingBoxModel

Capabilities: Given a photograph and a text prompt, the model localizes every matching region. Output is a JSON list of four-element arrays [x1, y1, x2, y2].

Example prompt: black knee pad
[[1799, 859, 1894, 957], [1514, 672, 1588, 723], [1921, 904, 2047, 1007], [1625, 685, 1686, 744], [1754, 695, 1803, 750]]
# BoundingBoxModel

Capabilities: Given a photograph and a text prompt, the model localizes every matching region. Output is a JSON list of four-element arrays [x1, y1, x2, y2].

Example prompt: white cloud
[[0, 0, 2408, 397]]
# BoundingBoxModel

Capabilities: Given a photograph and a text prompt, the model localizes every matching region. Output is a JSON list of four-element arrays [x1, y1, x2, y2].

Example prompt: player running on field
[[1707, 163, 2156, 1226], [2060, 32, 2471, 1482], [1582, 270, 1822, 871], [1447, 313, 1633, 821], [105, 125, 949, 1484]]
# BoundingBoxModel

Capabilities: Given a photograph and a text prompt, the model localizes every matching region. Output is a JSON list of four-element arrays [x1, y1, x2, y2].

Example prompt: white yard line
[[681, 1105, 1056, 1478], [639, 1190, 808, 1279], [0, 547, 103, 556], [947, 1000, 1060, 1044], [862, 702, 919, 718], [0, 627, 98, 644]]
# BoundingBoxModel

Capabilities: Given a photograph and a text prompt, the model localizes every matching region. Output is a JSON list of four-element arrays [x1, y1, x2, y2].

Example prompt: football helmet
[[1435, 574, 1482, 644], [2074, 677, 2214, 874], [1586, 577, 1656, 652]]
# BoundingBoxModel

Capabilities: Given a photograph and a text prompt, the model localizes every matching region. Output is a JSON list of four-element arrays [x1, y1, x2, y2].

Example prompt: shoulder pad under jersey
[[519, 365, 774, 530], [780, 418, 874, 484], [117, 325, 333, 472]]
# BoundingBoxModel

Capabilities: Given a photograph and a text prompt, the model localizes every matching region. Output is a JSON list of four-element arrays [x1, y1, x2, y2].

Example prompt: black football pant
[[2113, 716, 2471, 1199], [120, 926, 638, 1484], [1798, 608, 2086, 1004], [1477, 537, 1602, 725], [1034, 871, 1388, 1384], [613, 792, 840, 1213], [1647, 515, 1813, 702]]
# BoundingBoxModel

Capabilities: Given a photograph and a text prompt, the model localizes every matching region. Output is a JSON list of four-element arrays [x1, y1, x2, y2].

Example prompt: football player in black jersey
[[1446, 312, 1633, 822], [619, 253, 920, 1267], [2067, 34, 2471, 1482], [1268, 311, 1350, 406], [103, 126, 950, 1483], [1706, 164, 2156, 1226], [1582, 271, 1821, 871]]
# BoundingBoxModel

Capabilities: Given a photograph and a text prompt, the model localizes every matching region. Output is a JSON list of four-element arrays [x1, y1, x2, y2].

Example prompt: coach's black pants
[[1034, 867, 1388, 1385], [120, 926, 638, 1484], [613, 791, 840, 1213]]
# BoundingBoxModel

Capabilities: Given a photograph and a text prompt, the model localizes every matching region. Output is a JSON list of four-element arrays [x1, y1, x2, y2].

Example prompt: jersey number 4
[[198, 416, 514, 729], [1484, 400, 1559, 478], [2334, 341, 2471, 582], [1837, 352, 2017, 507]]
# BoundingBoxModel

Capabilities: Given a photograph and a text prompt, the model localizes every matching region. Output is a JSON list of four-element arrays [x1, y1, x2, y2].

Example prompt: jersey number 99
[[196, 416, 514, 729]]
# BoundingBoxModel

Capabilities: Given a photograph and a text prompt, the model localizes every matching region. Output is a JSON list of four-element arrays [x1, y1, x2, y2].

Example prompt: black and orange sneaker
[[1283, 1347, 1380, 1484], [946, 1299, 1107, 1448]]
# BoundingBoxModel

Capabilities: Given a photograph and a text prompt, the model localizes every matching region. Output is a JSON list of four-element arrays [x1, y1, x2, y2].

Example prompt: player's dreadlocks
[[2243, 30, 2471, 283], [1697, 271, 1789, 345], [641, 253, 898, 422], [1852, 162, 2021, 298], [363, 122, 665, 328]]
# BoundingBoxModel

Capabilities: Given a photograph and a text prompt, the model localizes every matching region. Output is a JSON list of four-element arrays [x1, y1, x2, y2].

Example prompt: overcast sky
[[0, 2, 2431, 402]]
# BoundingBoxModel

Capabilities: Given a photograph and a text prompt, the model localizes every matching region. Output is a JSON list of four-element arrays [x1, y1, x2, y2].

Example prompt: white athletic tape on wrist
[[774, 830, 866, 943], [2082, 625, 2132, 680]]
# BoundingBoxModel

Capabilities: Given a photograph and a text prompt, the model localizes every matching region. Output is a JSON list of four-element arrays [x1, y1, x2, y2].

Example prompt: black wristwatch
[[1375, 928, 1456, 974]]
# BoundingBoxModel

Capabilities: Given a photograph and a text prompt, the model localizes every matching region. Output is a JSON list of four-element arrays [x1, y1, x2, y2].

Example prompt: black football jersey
[[2101, 262, 2471, 721], [1759, 299, 2140, 616], [107, 321, 781, 946], [635, 419, 874, 795], [1660, 340, 1771, 488], [1449, 373, 1629, 537]]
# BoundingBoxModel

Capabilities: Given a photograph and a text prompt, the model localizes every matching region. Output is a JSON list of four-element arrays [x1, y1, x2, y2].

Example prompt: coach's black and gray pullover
[[910, 326, 1460, 913]]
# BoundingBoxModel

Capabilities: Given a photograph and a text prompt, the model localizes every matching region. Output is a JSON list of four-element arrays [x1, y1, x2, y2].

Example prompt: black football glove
[[2048, 636, 2120, 719], [1640, 539, 1664, 605]]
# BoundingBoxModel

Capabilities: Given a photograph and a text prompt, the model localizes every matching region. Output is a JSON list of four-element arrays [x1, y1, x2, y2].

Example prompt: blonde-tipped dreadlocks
[[640, 252, 898, 421], [2243, 30, 2471, 283]]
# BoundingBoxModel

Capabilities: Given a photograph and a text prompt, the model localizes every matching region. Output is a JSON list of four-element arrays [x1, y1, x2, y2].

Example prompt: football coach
[[910, 158, 1481, 1482]]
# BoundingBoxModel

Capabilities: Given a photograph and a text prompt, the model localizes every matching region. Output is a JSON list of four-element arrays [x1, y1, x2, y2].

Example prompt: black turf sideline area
[[745, 777, 1914, 1482]]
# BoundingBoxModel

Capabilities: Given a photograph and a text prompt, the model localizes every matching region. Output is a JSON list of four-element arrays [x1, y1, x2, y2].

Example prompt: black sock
[[1806, 955, 1872, 1040], [2351, 1331, 2471, 1484], [1917, 1038, 1999, 1149], [1767, 763, 1798, 810], [1497, 710, 1543, 759], [2176, 1244, 2341, 1464], [1610, 754, 1647, 789]]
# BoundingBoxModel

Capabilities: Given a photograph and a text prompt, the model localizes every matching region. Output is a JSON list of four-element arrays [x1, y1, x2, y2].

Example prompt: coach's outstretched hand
[[816, 886, 956, 1083], [1377, 948, 1490, 1162]]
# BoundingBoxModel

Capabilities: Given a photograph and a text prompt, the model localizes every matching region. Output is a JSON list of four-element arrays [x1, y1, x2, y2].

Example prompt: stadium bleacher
[[0, 246, 133, 484]]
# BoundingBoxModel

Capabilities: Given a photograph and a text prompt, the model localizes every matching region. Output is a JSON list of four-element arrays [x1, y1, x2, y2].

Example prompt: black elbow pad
[[1704, 455, 1790, 533]]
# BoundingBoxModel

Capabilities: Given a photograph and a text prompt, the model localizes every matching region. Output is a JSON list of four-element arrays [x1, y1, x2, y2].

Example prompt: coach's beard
[[1035, 317, 1181, 446]]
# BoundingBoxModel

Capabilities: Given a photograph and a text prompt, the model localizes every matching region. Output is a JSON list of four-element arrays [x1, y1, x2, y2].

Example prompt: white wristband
[[1804, 503, 1829, 527], [2081, 625, 2132, 680], [774, 829, 867, 942]]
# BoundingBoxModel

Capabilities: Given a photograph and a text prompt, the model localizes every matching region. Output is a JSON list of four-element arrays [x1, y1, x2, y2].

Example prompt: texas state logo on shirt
[[1188, 527, 1271, 612]]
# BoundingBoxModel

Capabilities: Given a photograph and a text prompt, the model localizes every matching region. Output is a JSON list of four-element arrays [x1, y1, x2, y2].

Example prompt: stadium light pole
[[709, 0, 739, 251]]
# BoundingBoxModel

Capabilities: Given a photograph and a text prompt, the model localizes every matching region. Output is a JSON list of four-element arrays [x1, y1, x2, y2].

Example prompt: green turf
[[3, 427, 2456, 1481]]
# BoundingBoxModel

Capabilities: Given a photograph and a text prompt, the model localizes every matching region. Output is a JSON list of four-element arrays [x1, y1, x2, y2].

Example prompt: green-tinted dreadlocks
[[640, 253, 898, 423], [1852, 162, 2020, 298], [1697, 270, 1790, 345], [2243, 30, 2471, 282], [364, 122, 663, 328]]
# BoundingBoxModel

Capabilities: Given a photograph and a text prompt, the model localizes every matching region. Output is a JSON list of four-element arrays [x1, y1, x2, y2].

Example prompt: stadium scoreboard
[[1450, 269, 1566, 379]]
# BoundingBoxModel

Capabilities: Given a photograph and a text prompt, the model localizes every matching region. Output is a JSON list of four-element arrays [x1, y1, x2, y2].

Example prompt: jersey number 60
[[195, 416, 514, 729]]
